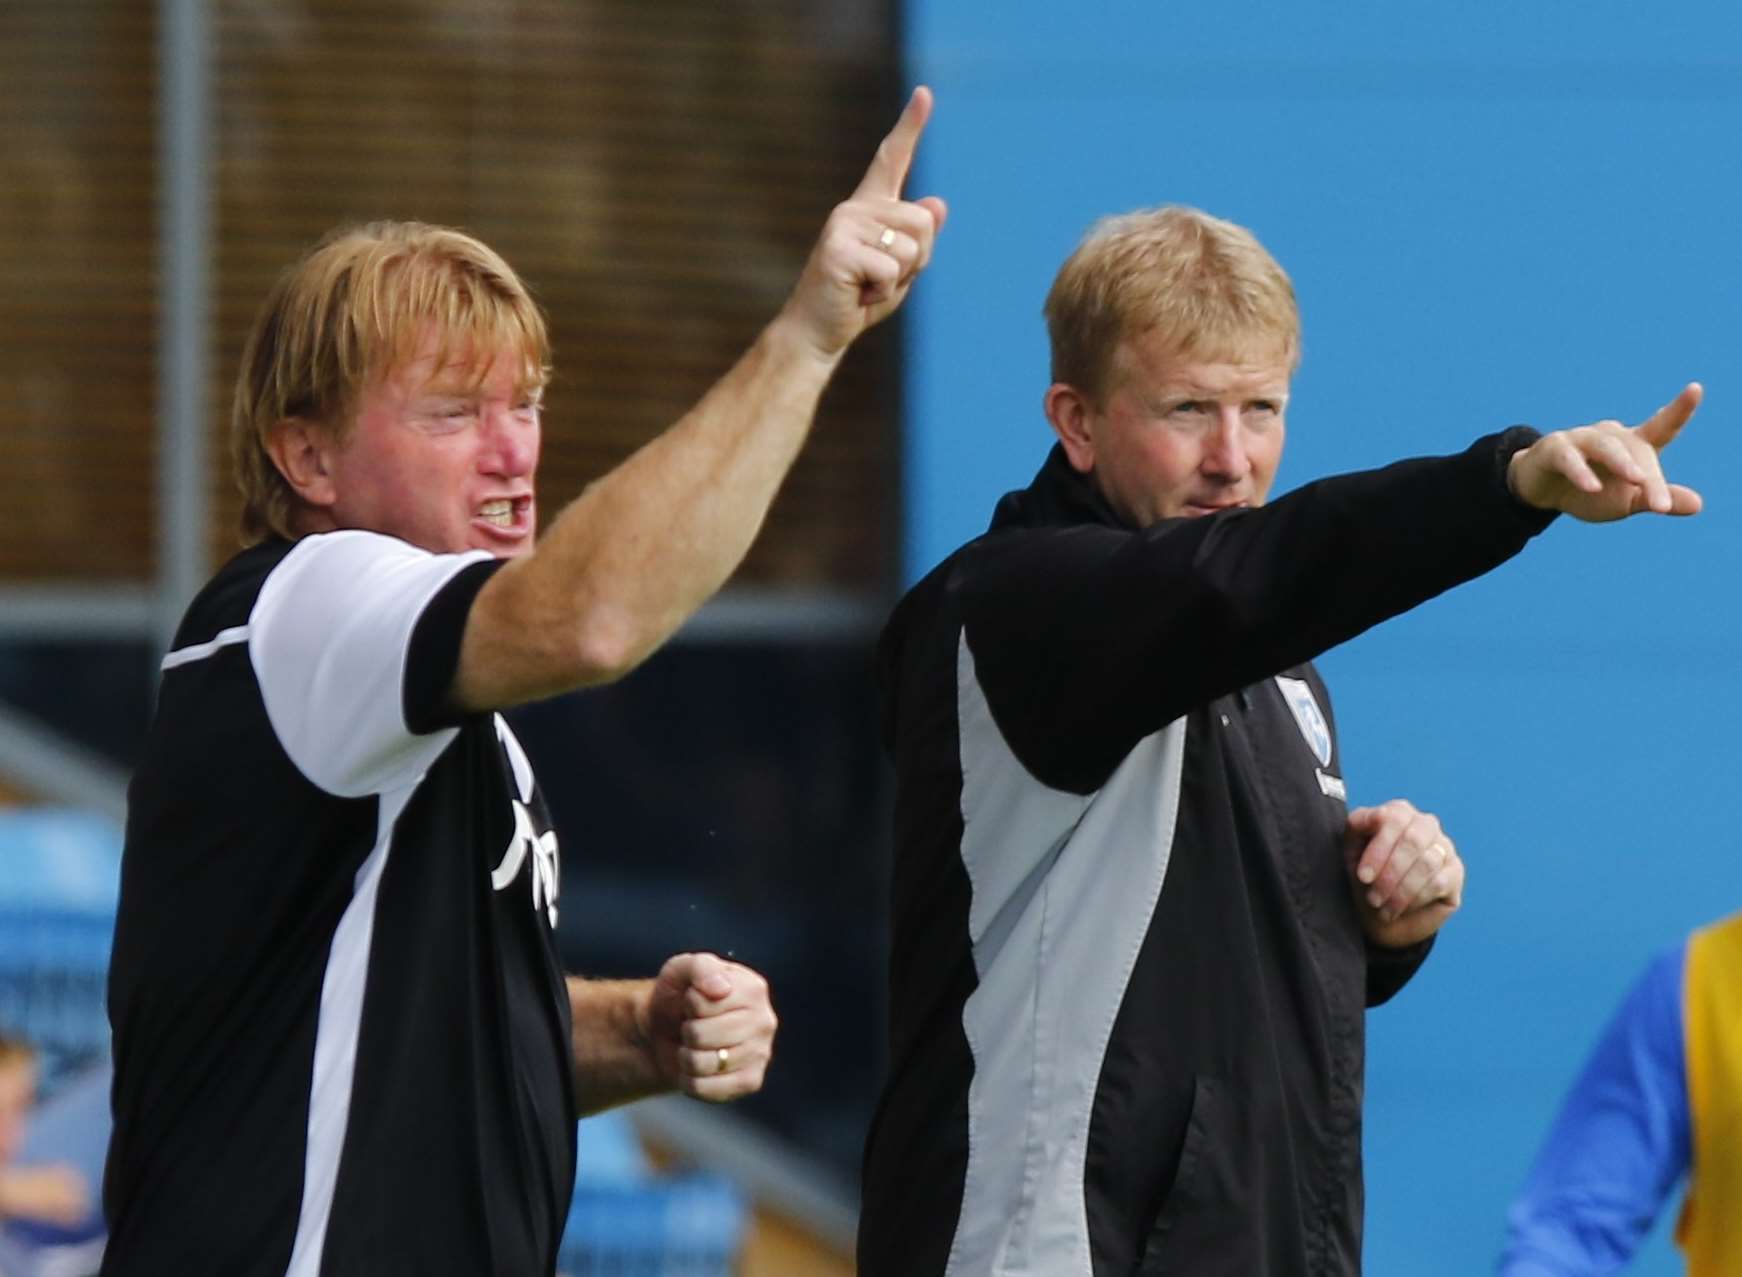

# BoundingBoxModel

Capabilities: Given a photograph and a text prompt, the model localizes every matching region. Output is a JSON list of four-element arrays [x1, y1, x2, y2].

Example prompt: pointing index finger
[[1635, 381, 1703, 452], [853, 85, 933, 201]]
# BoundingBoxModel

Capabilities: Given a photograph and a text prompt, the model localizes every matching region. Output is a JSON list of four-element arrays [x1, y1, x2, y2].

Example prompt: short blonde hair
[[232, 221, 551, 544], [0, 1035, 32, 1071], [1043, 205, 1299, 403]]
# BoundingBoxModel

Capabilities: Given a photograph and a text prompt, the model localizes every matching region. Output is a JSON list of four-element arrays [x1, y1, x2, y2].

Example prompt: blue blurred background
[[903, 3, 1741, 1272]]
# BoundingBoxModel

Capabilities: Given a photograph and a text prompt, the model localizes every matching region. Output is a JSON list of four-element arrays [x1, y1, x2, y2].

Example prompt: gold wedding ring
[[715, 1046, 730, 1074]]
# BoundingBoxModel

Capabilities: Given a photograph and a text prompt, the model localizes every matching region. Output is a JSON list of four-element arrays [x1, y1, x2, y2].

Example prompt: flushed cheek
[[1134, 444, 1199, 493]]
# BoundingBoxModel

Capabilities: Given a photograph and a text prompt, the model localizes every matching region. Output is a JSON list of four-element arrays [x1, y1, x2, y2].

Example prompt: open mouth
[[475, 496, 531, 532]]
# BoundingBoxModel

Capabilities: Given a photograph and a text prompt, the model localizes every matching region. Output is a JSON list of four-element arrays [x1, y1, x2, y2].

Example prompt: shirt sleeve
[[248, 530, 498, 798], [1496, 942, 1690, 1276]]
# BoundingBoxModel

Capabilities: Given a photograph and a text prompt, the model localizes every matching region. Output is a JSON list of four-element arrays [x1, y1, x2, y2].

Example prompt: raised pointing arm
[[455, 89, 948, 711]]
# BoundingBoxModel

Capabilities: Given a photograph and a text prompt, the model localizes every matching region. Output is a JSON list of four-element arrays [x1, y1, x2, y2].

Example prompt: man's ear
[[263, 418, 338, 510], [1043, 383, 1097, 474]]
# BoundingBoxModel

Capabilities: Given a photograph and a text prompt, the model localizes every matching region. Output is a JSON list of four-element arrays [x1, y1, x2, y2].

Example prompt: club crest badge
[[1274, 676, 1332, 768]]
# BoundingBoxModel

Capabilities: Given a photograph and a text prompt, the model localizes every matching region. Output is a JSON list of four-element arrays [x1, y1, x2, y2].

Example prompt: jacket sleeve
[[1495, 943, 1690, 1276], [960, 429, 1551, 794], [1366, 936, 1435, 1007]]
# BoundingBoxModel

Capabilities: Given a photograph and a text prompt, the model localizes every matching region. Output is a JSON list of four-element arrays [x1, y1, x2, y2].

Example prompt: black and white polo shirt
[[105, 531, 574, 1277]]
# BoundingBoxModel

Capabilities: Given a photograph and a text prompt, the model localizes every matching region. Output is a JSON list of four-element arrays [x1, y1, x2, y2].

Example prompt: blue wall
[[902, 5, 1741, 1273]]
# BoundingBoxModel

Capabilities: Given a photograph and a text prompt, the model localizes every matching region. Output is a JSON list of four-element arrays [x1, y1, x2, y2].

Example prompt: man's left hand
[[1344, 799, 1464, 949], [644, 952, 777, 1103], [1506, 383, 1703, 521]]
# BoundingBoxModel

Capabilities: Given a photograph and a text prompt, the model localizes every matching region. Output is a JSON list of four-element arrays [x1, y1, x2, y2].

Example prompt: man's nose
[[479, 406, 539, 477], [1201, 408, 1251, 480]]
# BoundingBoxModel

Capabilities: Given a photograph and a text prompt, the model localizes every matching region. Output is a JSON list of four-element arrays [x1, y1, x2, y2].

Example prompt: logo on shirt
[[490, 714, 560, 928], [1274, 675, 1333, 769]]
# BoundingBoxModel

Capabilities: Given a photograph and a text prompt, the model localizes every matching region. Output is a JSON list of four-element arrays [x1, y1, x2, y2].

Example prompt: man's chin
[[468, 519, 536, 558]]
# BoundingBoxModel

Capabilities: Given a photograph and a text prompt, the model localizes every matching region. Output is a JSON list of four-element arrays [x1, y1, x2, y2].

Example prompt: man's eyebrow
[[413, 379, 478, 399], [413, 370, 545, 401]]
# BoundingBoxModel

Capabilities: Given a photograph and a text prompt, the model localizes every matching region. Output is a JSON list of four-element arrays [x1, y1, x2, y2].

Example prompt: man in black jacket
[[857, 205, 1700, 1277]]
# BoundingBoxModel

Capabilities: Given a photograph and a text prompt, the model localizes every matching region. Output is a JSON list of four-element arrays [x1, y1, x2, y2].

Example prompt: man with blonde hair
[[104, 90, 945, 1277], [858, 205, 1701, 1275]]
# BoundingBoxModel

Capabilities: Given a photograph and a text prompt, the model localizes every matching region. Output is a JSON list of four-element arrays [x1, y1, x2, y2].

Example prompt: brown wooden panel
[[207, 0, 901, 587], [2, 1, 898, 591], [0, 4, 158, 583]]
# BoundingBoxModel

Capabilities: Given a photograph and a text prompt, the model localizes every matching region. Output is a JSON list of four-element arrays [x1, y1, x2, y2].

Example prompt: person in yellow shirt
[[1499, 911, 1742, 1274]]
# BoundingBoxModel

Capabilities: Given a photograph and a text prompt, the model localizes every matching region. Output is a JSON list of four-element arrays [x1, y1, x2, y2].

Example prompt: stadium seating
[[0, 810, 120, 1094], [558, 1108, 747, 1276]]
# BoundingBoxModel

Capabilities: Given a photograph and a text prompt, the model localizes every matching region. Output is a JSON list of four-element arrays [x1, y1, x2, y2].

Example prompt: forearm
[[0, 1168, 40, 1219], [456, 313, 839, 710], [567, 976, 669, 1116], [0, 1164, 86, 1225]]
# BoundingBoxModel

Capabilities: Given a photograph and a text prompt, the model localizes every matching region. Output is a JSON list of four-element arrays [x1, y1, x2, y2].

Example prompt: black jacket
[[859, 434, 1551, 1276]]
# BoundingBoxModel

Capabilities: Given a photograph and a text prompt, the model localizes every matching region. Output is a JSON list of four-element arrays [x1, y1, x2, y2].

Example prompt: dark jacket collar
[[988, 443, 1129, 533]]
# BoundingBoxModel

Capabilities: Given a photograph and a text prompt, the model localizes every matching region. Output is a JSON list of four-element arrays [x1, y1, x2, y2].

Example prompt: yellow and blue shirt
[[1498, 911, 1742, 1275]]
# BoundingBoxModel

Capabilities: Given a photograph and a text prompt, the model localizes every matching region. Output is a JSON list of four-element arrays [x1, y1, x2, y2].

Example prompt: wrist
[[629, 984, 657, 1066], [1367, 928, 1437, 958], [1505, 449, 1525, 502], [763, 306, 849, 379], [1495, 425, 1547, 510]]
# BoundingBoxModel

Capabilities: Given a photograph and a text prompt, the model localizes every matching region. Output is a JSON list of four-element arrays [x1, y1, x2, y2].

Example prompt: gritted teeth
[[479, 499, 513, 527]]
